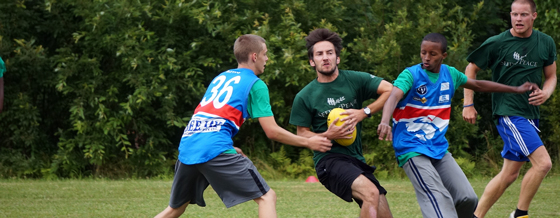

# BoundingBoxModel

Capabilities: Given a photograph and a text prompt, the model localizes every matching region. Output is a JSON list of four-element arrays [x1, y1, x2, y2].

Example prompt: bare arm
[[462, 63, 480, 124], [339, 80, 393, 124], [258, 116, 332, 152], [461, 79, 535, 93], [529, 61, 557, 106], [377, 87, 405, 141], [296, 120, 353, 141]]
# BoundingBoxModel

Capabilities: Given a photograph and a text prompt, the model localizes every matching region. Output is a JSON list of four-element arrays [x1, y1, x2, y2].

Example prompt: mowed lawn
[[1, 176, 559, 218]]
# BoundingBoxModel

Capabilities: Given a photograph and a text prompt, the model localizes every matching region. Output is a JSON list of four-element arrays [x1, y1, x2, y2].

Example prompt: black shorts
[[315, 153, 387, 206]]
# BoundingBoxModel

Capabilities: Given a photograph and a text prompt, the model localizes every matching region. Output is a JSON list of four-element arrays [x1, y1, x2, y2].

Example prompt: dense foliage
[[0, 0, 558, 179]]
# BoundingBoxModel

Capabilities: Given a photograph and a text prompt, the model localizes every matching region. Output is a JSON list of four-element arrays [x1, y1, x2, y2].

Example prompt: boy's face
[[310, 41, 340, 76], [254, 43, 269, 75], [420, 40, 447, 73], [510, 2, 536, 38]]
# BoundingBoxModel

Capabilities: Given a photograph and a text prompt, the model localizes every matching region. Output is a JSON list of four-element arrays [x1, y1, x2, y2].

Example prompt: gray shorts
[[169, 153, 270, 208]]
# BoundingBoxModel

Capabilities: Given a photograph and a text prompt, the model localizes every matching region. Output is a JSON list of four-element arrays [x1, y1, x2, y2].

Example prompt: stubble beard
[[317, 64, 337, 76]]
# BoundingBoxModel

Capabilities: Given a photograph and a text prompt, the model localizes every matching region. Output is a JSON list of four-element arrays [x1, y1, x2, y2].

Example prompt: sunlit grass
[[0, 176, 559, 217]]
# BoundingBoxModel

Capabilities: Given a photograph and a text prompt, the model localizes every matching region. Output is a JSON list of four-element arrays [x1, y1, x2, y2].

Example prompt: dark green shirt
[[467, 29, 557, 119], [290, 70, 383, 166]]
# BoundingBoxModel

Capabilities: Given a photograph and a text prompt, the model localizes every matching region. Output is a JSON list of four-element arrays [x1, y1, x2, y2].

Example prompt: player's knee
[[256, 188, 277, 204], [535, 159, 552, 174], [457, 193, 478, 208], [499, 170, 520, 184], [361, 186, 380, 203]]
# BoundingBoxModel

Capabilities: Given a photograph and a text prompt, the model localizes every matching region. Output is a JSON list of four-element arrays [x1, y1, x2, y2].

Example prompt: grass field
[[1, 176, 559, 218]]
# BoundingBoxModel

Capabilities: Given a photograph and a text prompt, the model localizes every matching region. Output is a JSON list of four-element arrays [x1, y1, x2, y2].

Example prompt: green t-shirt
[[247, 80, 274, 118], [0, 57, 5, 78], [467, 29, 557, 120], [392, 65, 468, 167], [223, 79, 274, 154], [290, 70, 383, 166]]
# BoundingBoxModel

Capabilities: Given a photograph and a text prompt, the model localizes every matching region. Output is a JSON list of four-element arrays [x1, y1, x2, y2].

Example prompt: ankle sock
[[514, 208, 528, 217]]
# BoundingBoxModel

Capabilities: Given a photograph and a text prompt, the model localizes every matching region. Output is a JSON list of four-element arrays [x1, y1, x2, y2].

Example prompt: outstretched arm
[[529, 61, 557, 106], [258, 116, 332, 152], [377, 87, 404, 141], [461, 79, 535, 93]]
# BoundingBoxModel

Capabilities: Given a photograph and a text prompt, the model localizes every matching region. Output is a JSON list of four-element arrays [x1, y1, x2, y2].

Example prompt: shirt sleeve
[[447, 66, 468, 89], [545, 35, 558, 66], [392, 69, 414, 94], [247, 80, 273, 118], [289, 92, 312, 127], [361, 72, 383, 99], [466, 36, 499, 70]]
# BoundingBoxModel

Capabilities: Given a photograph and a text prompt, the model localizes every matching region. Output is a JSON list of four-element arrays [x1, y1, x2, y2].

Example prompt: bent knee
[[255, 188, 277, 204], [456, 194, 478, 206], [357, 187, 380, 203], [535, 162, 552, 174], [499, 171, 520, 184]]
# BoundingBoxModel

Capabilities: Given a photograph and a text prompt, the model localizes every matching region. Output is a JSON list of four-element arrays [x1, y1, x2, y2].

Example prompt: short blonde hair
[[513, 0, 536, 12], [234, 34, 266, 64]]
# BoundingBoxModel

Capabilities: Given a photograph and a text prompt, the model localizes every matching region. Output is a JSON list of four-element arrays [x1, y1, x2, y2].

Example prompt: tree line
[[0, 0, 558, 179]]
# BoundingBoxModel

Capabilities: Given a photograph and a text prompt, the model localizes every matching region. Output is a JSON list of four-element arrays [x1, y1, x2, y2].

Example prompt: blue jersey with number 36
[[178, 68, 259, 165]]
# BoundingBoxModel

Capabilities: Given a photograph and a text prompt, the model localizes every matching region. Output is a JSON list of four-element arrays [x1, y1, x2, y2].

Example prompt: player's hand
[[234, 146, 247, 157], [377, 123, 392, 141], [528, 86, 550, 106], [339, 109, 366, 125], [462, 106, 477, 124], [307, 135, 332, 152], [325, 117, 354, 140], [516, 82, 537, 94]]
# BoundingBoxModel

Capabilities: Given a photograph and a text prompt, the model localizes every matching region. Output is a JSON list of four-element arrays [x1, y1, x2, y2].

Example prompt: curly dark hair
[[305, 28, 343, 60]]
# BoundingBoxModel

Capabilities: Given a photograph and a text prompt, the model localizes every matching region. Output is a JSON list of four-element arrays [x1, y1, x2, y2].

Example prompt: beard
[[316, 63, 338, 76]]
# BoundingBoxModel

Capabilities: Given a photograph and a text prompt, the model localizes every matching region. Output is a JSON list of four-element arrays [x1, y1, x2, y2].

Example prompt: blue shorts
[[496, 116, 543, 162]]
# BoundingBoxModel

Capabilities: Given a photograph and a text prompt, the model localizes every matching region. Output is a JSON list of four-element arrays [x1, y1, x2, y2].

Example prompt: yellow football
[[327, 108, 357, 146]]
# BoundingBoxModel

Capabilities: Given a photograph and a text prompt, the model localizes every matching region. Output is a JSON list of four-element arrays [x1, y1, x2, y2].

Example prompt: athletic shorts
[[496, 115, 543, 162], [315, 153, 387, 206], [168, 153, 270, 208]]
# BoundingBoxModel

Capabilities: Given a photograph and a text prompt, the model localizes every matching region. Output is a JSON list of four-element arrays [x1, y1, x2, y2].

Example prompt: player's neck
[[237, 63, 258, 75], [510, 28, 533, 38]]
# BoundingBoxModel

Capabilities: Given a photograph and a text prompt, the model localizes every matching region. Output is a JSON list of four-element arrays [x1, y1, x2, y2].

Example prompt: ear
[[309, 59, 316, 67], [532, 12, 537, 20]]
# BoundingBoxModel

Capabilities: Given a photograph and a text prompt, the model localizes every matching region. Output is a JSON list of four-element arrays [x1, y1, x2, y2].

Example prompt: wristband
[[463, 103, 474, 108]]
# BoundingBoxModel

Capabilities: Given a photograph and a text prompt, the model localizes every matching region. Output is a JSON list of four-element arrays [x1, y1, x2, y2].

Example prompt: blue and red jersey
[[392, 64, 455, 160], [178, 68, 259, 165]]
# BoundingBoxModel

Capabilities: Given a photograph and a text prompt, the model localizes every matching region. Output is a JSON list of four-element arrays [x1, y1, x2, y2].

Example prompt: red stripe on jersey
[[393, 106, 451, 121], [194, 103, 244, 127]]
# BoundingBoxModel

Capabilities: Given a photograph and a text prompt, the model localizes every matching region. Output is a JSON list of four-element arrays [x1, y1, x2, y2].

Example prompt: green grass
[[1, 176, 559, 217]]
